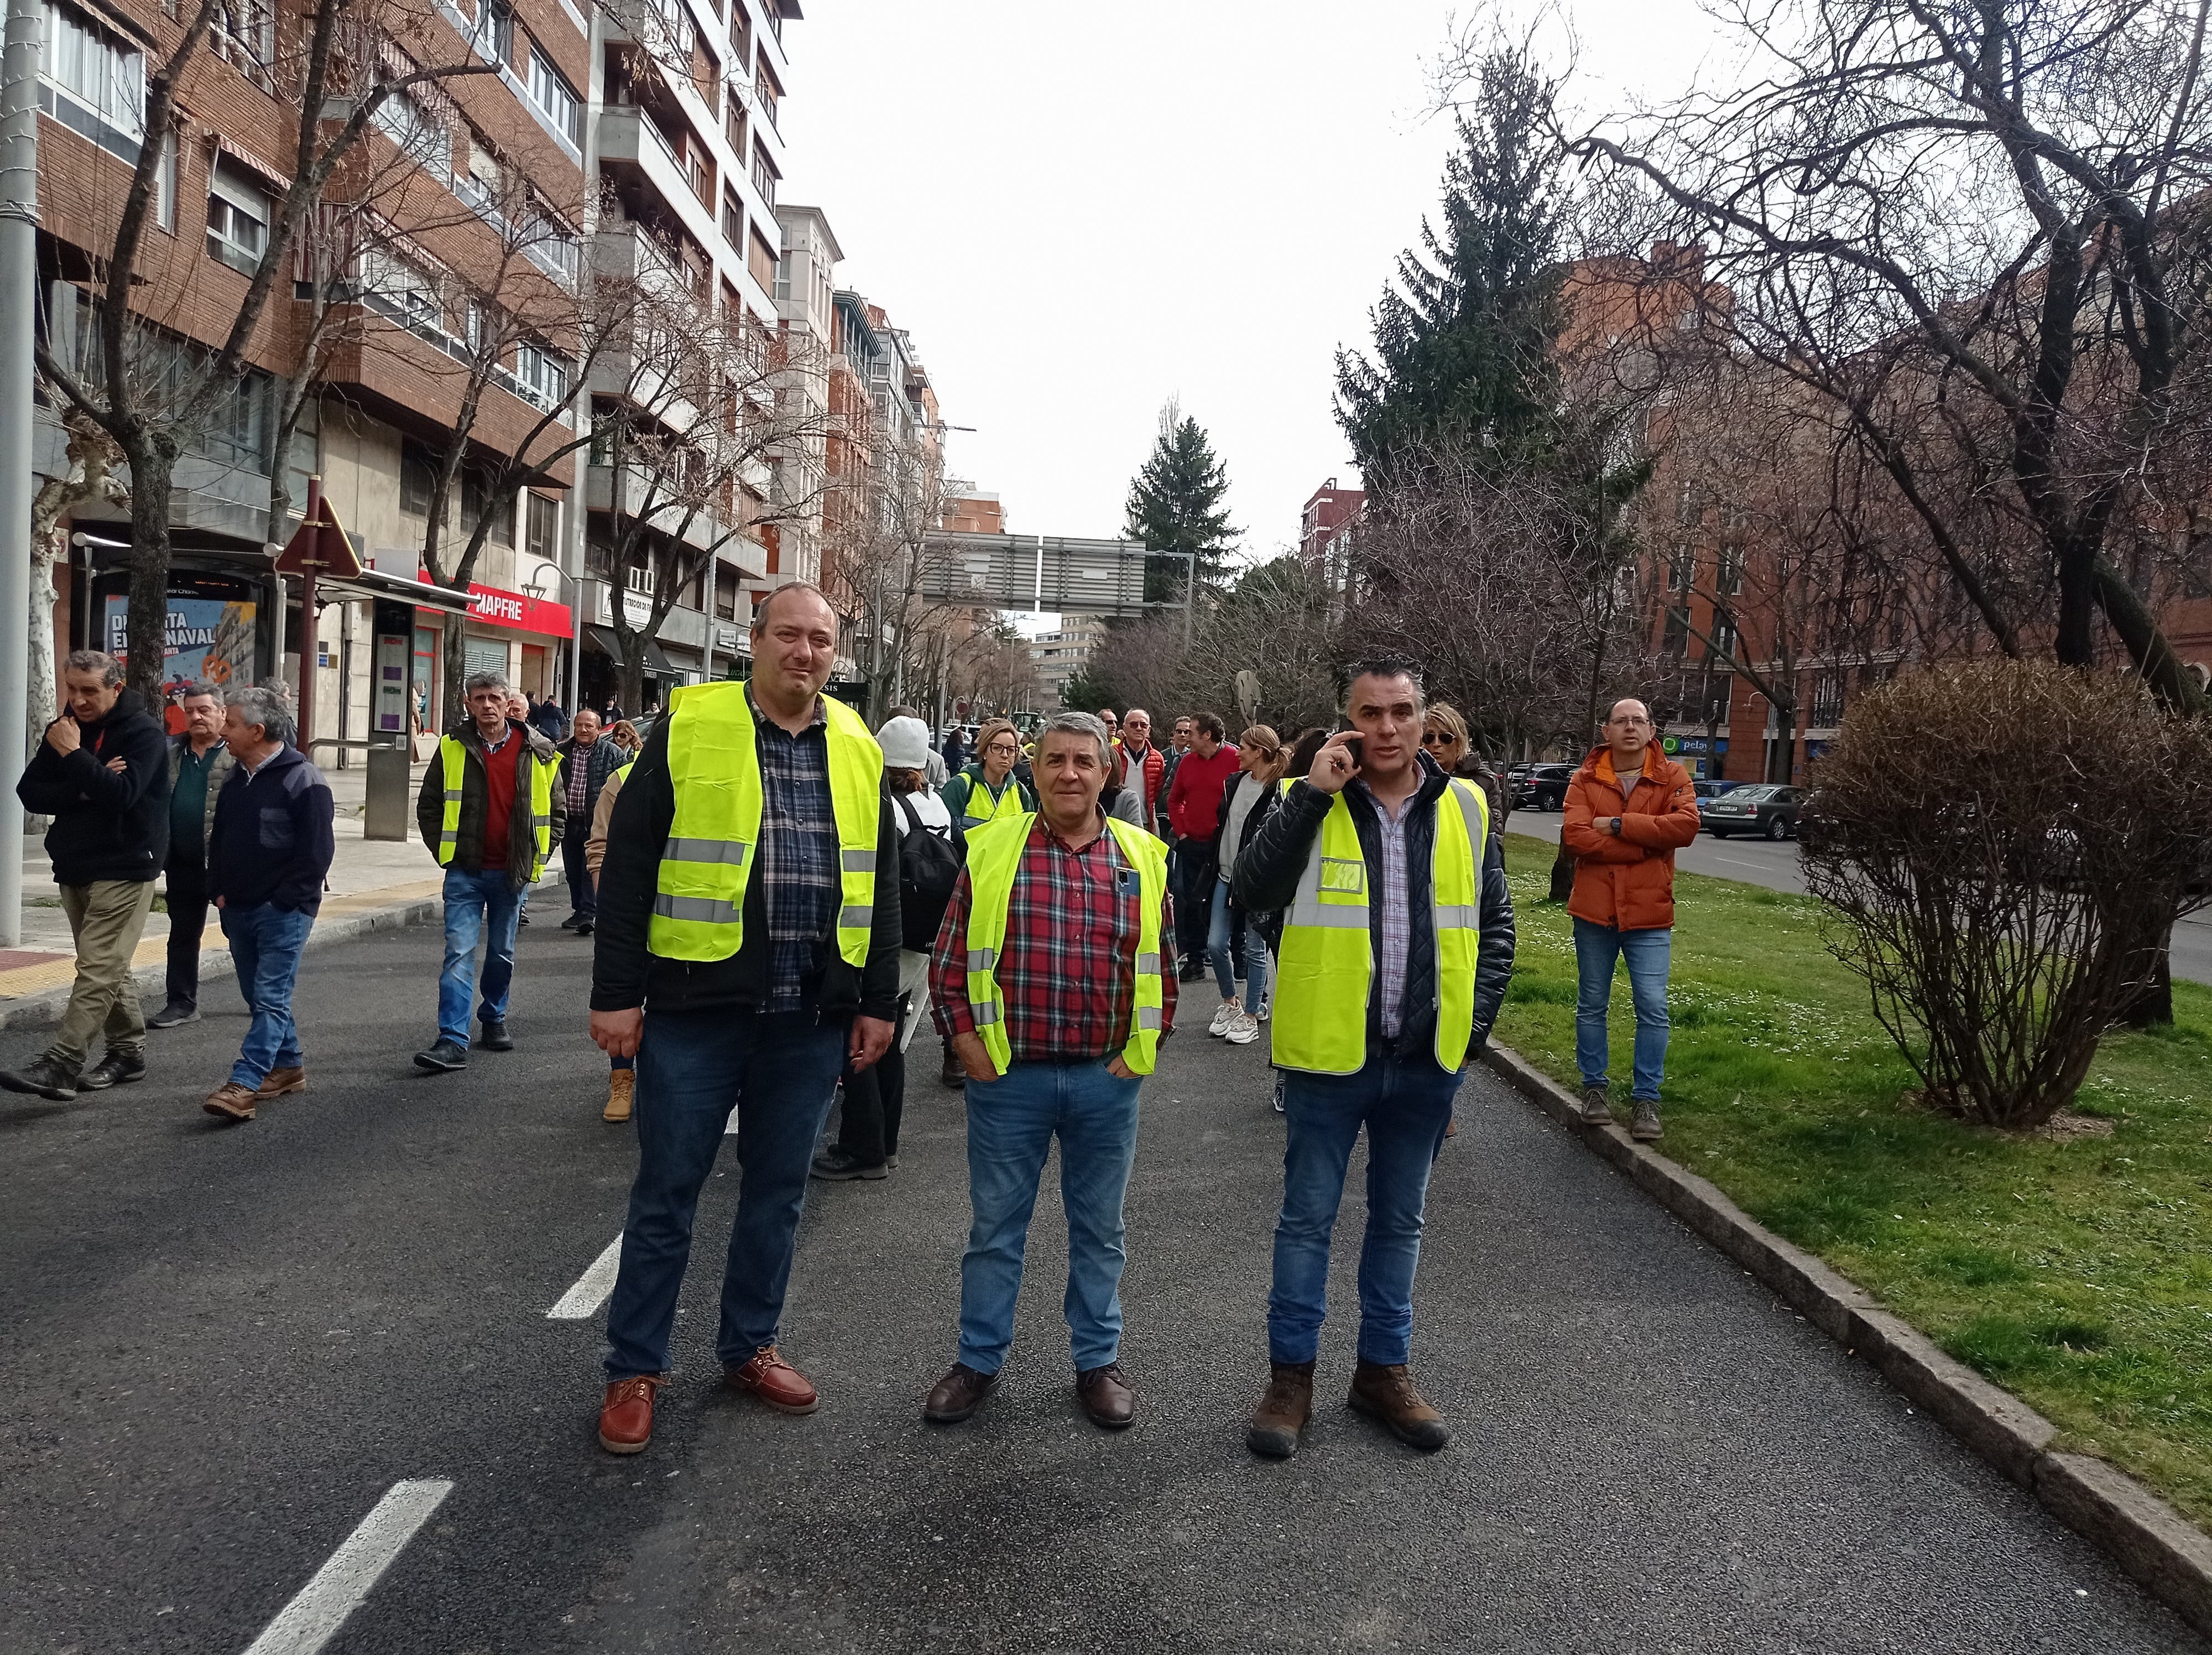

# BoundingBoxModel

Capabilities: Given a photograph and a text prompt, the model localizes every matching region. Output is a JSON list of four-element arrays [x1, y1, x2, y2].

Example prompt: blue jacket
[[209, 745, 336, 914]]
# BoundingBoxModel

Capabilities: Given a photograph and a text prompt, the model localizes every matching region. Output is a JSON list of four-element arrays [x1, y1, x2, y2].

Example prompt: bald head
[[1603, 698, 1653, 766]]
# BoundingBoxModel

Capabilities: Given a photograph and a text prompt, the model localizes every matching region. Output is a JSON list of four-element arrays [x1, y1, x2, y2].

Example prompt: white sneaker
[[1208, 1000, 1240, 1038], [1225, 1011, 1260, 1044], [1256, 996, 1271, 1023]]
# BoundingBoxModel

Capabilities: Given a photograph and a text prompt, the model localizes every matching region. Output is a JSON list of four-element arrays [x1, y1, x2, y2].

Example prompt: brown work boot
[[202, 1081, 258, 1122], [256, 1066, 306, 1099], [603, 1069, 634, 1123], [922, 1361, 1000, 1424], [598, 1375, 661, 1455], [1075, 1362, 1136, 1430], [725, 1344, 820, 1414], [1348, 1360, 1451, 1452], [1246, 1360, 1315, 1459]]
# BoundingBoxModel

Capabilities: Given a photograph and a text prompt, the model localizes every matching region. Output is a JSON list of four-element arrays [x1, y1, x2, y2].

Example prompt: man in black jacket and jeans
[[4, 651, 170, 1101], [589, 582, 902, 1457]]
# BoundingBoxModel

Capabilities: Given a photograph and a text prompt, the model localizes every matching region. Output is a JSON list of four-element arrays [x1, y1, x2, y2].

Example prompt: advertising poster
[[104, 592, 260, 693]]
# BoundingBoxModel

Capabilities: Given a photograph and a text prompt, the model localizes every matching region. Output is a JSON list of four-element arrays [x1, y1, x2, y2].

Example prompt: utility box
[[364, 743, 413, 843]]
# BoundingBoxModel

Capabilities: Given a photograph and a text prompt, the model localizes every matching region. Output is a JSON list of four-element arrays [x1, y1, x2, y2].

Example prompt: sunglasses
[[1421, 731, 1458, 747]]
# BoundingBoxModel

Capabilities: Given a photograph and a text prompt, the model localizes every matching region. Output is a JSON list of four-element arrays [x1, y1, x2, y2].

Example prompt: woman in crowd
[[1205, 725, 1291, 1045], [938, 716, 1035, 831], [608, 719, 641, 757], [1422, 702, 1507, 831]]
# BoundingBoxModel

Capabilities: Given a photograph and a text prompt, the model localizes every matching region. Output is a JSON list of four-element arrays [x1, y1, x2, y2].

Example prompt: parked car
[[1512, 763, 1577, 811], [1702, 783, 1807, 840], [1693, 779, 1740, 800]]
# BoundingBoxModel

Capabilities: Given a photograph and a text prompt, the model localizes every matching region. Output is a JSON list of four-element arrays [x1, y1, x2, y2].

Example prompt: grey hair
[[1037, 710, 1112, 770], [1340, 659, 1424, 712], [227, 683, 298, 748], [63, 649, 124, 686], [463, 669, 511, 696], [180, 679, 223, 702]]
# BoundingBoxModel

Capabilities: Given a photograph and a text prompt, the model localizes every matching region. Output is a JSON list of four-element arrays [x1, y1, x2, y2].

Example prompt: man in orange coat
[[1560, 698, 1701, 1141]]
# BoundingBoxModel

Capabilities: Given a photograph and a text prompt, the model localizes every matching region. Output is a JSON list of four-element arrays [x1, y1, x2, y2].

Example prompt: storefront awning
[[585, 624, 676, 675]]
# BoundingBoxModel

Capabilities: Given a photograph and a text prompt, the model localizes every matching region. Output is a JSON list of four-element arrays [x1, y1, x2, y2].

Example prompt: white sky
[[779, 0, 1733, 571]]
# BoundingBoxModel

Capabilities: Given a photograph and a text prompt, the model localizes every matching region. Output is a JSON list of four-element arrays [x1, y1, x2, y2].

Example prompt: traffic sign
[[275, 477, 362, 579]]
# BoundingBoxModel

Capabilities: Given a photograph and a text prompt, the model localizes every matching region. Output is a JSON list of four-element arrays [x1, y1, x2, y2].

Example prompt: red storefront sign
[[460, 582, 571, 636]]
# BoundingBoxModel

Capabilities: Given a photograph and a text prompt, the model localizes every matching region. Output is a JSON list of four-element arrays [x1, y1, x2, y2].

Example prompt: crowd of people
[[3, 606, 1706, 1469]]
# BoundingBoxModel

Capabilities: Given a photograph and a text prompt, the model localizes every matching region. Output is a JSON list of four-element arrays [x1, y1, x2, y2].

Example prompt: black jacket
[[209, 745, 335, 913], [1232, 754, 1517, 1067], [556, 734, 626, 823], [590, 710, 904, 1022], [17, 688, 171, 885], [414, 719, 567, 892]]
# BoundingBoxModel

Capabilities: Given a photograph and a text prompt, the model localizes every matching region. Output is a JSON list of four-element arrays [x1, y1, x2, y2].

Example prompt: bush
[[1801, 660, 2212, 1128]]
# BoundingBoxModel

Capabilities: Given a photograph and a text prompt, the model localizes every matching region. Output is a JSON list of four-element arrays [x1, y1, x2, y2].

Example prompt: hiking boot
[[80, 1050, 148, 1090], [256, 1066, 306, 1099], [923, 1361, 1000, 1424], [1247, 1361, 1314, 1459], [1076, 1362, 1136, 1430], [810, 1148, 889, 1182], [1, 1054, 80, 1101], [479, 1019, 514, 1052], [598, 1375, 661, 1455], [1631, 1100, 1663, 1142], [202, 1081, 258, 1122], [1347, 1361, 1451, 1452], [1577, 1085, 1614, 1125], [146, 1001, 200, 1029], [413, 1039, 468, 1073], [725, 1345, 819, 1415], [603, 1069, 633, 1123]]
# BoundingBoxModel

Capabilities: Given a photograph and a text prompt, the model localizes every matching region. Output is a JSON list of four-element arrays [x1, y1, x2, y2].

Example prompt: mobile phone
[[1341, 735, 1365, 771]]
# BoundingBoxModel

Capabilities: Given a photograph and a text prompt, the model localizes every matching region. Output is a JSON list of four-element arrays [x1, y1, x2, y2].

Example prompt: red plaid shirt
[[930, 815, 1176, 1063]]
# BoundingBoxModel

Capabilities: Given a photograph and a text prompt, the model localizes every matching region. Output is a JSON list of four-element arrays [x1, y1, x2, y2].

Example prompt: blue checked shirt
[[752, 690, 839, 1008]]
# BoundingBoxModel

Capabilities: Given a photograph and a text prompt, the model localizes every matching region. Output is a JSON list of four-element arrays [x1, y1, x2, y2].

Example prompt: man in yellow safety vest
[[588, 582, 904, 1457], [920, 711, 1176, 1433], [1230, 661, 1516, 1461]]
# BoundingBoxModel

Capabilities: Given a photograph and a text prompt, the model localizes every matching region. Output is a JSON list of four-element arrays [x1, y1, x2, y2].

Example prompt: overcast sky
[[779, 0, 1731, 573]]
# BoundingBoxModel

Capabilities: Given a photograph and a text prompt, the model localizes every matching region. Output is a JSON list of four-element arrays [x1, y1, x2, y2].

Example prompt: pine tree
[[1124, 400, 1239, 603]]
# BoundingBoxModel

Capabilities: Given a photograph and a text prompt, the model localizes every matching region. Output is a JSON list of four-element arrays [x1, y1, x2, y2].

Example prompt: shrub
[[1801, 660, 2212, 1128]]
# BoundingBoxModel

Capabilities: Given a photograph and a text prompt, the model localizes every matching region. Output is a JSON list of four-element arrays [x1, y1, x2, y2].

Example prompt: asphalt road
[[1506, 807, 2212, 987], [0, 918, 2201, 1654]]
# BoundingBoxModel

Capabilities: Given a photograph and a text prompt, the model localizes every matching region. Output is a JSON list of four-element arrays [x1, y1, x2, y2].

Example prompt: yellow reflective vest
[[960, 811, 1168, 1076], [950, 767, 1031, 832], [1270, 778, 1489, 1075], [647, 682, 884, 966], [436, 731, 554, 881]]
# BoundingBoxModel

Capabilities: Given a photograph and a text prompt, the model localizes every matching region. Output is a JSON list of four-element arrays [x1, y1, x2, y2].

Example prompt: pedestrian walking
[[1165, 712, 1238, 981], [1158, 715, 1192, 839], [921, 711, 1175, 1431], [556, 708, 624, 937], [1114, 708, 1167, 826], [1205, 725, 1289, 1045], [940, 717, 1035, 831], [584, 749, 638, 1123], [1097, 708, 1119, 747], [940, 725, 967, 774], [1561, 698, 1701, 1141], [147, 681, 235, 1029], [589, 581, 902, 1456], [199, 688, 336, 1122], [411, 672, 564, 1073], [1232, 662, 1516, 1459], [811, 714, 958, 1182], [3, 651, 170, 1101], [886, 705, 947, 788]]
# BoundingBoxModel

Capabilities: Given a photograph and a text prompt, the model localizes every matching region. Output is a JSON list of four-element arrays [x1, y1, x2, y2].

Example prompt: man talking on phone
[[1230, 660, 1515, 1460]]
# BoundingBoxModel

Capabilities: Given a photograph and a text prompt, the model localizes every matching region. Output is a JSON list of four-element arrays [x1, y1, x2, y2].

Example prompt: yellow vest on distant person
[[436, 732, 554, 879]]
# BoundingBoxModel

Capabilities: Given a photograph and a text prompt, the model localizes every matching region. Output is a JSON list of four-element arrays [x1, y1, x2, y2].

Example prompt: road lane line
[[547, 1235, 623, 1319], [241, 1479, 452, 1655]]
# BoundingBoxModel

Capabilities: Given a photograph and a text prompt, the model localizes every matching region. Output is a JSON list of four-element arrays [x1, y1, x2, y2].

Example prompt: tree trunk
[[1547, 840, 1575, 903], [2119, 929, 2175, 1029], [123, 439, 176, 705]]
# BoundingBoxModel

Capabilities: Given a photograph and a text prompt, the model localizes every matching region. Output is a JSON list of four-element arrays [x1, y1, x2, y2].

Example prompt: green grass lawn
[[1493, 832, 2212, 1526]]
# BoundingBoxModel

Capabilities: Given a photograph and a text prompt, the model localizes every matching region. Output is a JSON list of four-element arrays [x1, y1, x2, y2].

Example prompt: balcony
[[587, 461, 767, 579], [596, 108, 722, 273]]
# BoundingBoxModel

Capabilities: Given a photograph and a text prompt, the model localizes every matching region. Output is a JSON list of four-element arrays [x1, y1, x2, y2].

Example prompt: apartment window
[[373, 87, 450, 174], [724, 98, 747, 158], [526, 50, 583, 148], [729, 2, 751, 67], [1716, 544, 1745, 595], [153, 129, 175, 230], [358, 247, 442, 332], [479, 0, 516, 69], [1707, 613, 1738, 664], [524, 197, 582, 287], [1661, 604, 1689, 658], [206, 160, 272, 274], [1666, 545, 1693, 593], [194, 369, 271, 470], [720, 277, 740, 319], [212, 0, 273, 80], [514, 340, 569, 408], [773, 249, 791, 302], [747, 229, 776, 293], [1811, 668, 1846, 728], [750, 140, 777, 206], [464, 472, 515, 547], [40, 1, 144, 162], [525, 493, 558, 560], [754, 60, 779, 131], [721, 188, 743, 252]]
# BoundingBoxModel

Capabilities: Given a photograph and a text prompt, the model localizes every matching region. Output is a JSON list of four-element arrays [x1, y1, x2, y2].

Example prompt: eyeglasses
[[1421, 731, 1457, 747], [985, 742, 1019, 756]]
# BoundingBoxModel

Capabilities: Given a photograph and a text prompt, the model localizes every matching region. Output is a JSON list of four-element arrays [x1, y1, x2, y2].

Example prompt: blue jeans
[[562, 821, 595, 920], [219, 902, 314, 1088], [959, 1058, 1142, 1375], [1573, 919, 1672, 1100], [1269, 1049, 1458, 1367], [603, 1008, 846, 1379], [1207, 879, 1269, 1004], [437, 867, 521, 1047]]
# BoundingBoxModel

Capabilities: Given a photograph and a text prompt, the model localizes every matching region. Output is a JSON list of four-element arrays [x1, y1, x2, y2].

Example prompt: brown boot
[[1347, 1360, 1451, 1452], [1246, 1361, 1314, 1459], [256, 1066, 306, 1099], [202, 1081, 257, 1122], [603, 1069, 634, 1123]]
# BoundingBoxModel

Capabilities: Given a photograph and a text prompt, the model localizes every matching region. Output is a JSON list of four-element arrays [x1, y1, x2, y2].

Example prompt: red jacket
[[1166, 743, 1240, 841], [1114, 739, 1166, 821], [1561, 745, 1700, 930]]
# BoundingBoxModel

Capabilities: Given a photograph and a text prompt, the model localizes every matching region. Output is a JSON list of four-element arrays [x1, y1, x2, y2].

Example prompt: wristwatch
[[1611, 816, 1623, 834]]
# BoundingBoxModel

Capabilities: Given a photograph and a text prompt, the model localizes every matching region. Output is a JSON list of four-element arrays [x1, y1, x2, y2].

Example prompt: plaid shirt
[[931, 814, 1176, 1063], [753, 691, 838, 1008], [1357, 779, 1414, 1038]]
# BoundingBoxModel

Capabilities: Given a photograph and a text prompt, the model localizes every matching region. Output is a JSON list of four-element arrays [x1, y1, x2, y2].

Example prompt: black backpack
[[896, 794, 963, 951]]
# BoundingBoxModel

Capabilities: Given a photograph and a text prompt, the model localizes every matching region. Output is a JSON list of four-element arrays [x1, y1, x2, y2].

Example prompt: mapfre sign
[[463, 582, 571, 635]]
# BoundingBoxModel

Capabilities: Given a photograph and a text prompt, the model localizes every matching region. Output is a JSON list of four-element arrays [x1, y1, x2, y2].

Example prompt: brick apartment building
[[1298, 477, 1363, 607]]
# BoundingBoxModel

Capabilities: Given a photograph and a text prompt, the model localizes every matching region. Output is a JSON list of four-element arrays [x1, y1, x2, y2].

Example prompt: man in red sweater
[[1165, 711, 1239, 980]]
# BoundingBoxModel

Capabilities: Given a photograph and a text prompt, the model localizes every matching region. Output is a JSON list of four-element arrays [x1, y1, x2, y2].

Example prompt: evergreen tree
[[1124, 400, 1239, 602], [1334, 50, 1567, 486]]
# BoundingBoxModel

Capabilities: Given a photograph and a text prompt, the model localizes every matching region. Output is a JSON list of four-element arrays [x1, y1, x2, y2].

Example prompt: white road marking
[[241, 1479, 453, 1655], [1712, 856, 1774, 870], [547, 1235, 623, 1320]]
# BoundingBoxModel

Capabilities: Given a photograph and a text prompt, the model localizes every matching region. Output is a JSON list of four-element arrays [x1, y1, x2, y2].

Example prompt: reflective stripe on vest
[[960, 811, 1168, 1076], [1270, 778, 1488, 1075], [646, 683, 884, 966], [437, 732, 555, 879]]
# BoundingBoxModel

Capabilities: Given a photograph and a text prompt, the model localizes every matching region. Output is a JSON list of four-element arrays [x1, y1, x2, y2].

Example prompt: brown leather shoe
[[256, 1066, 306, 1099], [1347, 1360, 1451, 1451], [202, 1081, 257, 1122], [598, 1375, 661, 1454], [1246, 1361, 1314, 1459], [603, 1069, 634, 1123], [1075, 1362, 1136, 1429], [725, 1344, 819, 1414], [922, 1361, 1000, 1424]]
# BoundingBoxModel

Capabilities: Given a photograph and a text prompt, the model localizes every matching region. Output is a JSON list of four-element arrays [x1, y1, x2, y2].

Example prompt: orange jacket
[[1561, 745, 1701, 930]]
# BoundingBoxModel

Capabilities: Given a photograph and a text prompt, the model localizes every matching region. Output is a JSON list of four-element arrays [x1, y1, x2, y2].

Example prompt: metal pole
[[0, 0, 41, 947], [294, 476, 322, 745], [1182, 551, 1194, 647]]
